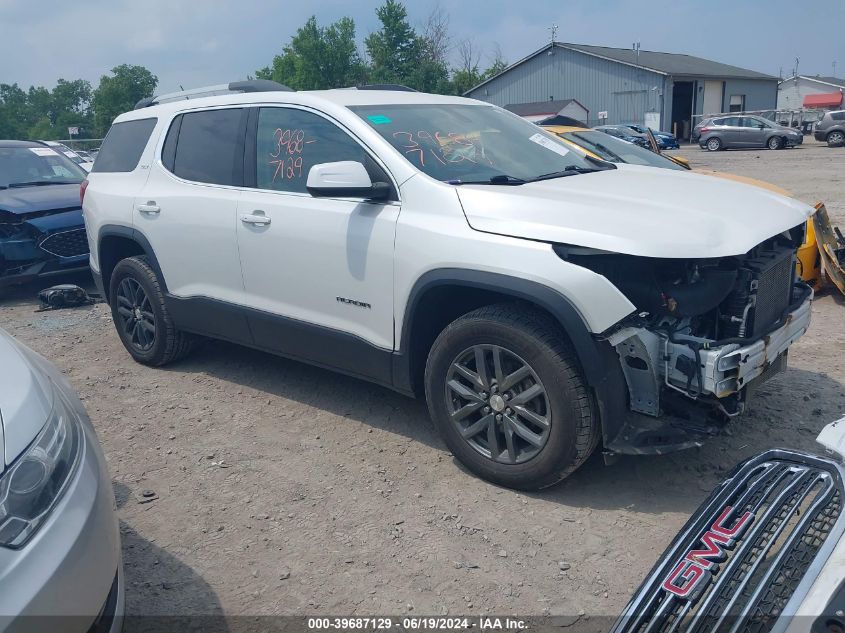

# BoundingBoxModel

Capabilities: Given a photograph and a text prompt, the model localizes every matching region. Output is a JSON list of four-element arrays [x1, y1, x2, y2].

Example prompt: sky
[[1, 0, 843, 94]]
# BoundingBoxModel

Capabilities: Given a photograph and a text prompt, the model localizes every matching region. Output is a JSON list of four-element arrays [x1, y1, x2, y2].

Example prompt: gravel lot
[[1, 139, 844, 628]]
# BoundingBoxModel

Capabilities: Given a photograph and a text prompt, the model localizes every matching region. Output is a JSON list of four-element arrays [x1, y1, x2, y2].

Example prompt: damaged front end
[[0, 208, 89, 287], [558, 223, 813, 455]]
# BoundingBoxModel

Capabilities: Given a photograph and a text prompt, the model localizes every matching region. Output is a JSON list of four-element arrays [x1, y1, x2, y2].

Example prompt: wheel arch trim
[[97, 224, 168, 296], [395, 268, 614, 393]]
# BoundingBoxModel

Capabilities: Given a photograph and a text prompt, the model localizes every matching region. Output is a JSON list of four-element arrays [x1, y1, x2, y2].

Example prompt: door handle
[[240, 212, 271, 226], [136, 202, 160, 214]]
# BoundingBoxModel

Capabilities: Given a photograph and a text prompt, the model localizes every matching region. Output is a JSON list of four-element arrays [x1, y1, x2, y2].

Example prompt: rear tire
[[706, 137, 723, 151], [827, 131, 845, 147], [767, 136, 784, 150], [424, 304, 599, 490], [108, 256, 195, 366]]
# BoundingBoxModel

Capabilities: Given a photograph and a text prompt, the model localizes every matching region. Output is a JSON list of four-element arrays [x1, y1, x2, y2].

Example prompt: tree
[[365, 0, 418, 86], [91, 64, 157, 135], [481, 43, 508, 81], [0, 84, 30, 139], [451, 39, 482, 95], [258, 16, 365, 90]]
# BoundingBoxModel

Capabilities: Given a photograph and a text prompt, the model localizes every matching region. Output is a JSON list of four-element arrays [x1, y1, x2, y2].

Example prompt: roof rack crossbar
[[134, 80, 294, 109]]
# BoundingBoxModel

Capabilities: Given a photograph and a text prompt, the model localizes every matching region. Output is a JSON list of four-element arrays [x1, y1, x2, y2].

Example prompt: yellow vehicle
[[542, 124, 822, 288]]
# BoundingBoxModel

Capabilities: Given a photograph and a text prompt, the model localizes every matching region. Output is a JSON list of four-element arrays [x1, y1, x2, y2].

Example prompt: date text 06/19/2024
[[306, 616, 528, 631]]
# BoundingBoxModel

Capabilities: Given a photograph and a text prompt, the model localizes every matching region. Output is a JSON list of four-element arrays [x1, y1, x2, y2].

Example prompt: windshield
[[350, 104, 608, 183], [559, 131, 685, 170], [0, 146, 87, 188]]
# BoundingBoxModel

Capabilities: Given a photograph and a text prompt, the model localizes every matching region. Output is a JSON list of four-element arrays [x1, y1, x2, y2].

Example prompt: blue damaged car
[[0, 141, 89, 287]]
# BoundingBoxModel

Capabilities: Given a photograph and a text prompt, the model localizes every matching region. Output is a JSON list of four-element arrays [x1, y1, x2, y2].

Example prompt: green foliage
[[0, 65, 154, 141], [260, 16, 366, 90], [91, 64, 158, 135], [259, 1, 508, 96]]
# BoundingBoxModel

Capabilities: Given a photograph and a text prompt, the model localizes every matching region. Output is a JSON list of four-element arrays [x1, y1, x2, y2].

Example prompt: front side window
[[559, 131, 684, 170], [351, 104, 603, 184], [256, 108, 370, 194], [0, 147, 86, 188], [171, 109, 244, 186]]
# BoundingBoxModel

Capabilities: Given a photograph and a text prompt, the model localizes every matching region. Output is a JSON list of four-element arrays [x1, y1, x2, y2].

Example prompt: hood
[[456, 164, 814, 258], [0, 330, 52, 468], [0, 183, 82, 216], [817, 416, 845, 463]]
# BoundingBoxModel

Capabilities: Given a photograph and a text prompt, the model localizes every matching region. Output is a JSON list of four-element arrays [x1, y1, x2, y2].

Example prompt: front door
[[235, 106, 400, 384]]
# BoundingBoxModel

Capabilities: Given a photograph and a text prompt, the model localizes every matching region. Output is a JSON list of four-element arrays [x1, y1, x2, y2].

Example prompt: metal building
[[777, 75, 845, 110], [465, 42, 779, 140]]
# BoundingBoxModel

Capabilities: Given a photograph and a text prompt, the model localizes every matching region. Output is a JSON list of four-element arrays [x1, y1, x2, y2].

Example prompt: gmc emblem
[[661, 506, 755, 601]]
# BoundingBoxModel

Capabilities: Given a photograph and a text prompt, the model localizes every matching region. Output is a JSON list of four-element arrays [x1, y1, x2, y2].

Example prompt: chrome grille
[[611, 451, 844, 633], [39, 228, 89, 258]]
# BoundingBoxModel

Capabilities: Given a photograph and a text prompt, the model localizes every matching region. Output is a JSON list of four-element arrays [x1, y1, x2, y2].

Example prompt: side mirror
[[306, 161, 390, 200]]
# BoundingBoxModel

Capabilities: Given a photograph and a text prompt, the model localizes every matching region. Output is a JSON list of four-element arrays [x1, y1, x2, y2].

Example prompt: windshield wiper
[[8, 180, 80, 188], [527, 166, 599, 182], [448, 174, 527, 186]]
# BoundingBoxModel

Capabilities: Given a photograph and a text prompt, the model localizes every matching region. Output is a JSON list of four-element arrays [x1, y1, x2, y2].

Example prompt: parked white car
[[613, 417, 845, 632], [82, 81, 815, 490]]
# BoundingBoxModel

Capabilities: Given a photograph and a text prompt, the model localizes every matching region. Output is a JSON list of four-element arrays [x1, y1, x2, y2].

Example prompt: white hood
[[456, 164, 814, 258], [0, 331, 52, 469]]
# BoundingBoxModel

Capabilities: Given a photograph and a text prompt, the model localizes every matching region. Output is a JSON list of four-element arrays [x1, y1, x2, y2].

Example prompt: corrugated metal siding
[[466, 47, 666, 127]]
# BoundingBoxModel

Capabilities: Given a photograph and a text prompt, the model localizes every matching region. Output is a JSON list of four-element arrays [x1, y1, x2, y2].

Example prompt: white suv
[[82, 81, 815, 490]]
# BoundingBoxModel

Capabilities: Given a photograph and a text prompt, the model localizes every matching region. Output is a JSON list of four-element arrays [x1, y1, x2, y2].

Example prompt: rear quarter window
[[91, 118, 157, 173], [832, 112, 845, 121]]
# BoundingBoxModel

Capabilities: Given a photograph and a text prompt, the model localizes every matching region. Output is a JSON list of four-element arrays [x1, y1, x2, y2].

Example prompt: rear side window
[[92, 118, 157, 173], [832, 112, 845, 121], [170, 108, 245, 186]]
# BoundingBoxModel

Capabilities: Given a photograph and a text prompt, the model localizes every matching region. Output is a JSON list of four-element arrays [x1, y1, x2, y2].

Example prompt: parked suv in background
[[83, 81, 814, 490], [814, 110, 845, 147], [694, 115, 803, 151]]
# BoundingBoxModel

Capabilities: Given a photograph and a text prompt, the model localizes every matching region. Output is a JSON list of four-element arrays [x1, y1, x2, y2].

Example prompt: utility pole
[[633, 42, 641, 67], [548, 23, 558, 45], [794, 57, 800, 78]]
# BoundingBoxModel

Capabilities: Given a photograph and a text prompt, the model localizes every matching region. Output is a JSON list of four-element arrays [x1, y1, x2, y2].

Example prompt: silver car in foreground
[[0, 328, 122, 632]]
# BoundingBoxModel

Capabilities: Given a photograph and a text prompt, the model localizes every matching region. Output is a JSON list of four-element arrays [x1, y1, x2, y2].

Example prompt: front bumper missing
[[696, 293, 812, 398], [604, 292, 813, 455]]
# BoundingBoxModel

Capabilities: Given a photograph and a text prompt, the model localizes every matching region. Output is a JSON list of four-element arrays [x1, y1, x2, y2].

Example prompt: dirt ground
[[1, 139, 844, 627]]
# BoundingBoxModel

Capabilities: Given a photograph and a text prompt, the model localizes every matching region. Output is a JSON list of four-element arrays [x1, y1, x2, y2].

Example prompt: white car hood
[[456, 164, 814, 258], [0, 331, 52, 470]]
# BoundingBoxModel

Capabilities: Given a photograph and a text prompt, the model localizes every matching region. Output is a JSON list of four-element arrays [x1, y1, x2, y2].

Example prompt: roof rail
[[355, 83, 418, 92], [134, 80, 294, 110]]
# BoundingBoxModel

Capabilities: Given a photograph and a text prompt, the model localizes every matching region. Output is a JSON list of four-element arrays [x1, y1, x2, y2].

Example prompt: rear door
[[235, 105, 400, 382], [135, 107, 251, 342]]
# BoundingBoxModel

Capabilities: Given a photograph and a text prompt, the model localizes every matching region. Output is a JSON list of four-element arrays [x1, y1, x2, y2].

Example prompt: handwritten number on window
[[268, 128, 314, 182]]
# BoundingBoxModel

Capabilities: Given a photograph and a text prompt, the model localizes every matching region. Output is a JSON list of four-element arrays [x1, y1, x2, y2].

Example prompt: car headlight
[[0, 384, 82, 548]]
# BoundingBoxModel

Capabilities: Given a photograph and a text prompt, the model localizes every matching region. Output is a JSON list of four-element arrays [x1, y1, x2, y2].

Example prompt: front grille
[[612, 451, 844, 633], [39, 228, 89, 258]]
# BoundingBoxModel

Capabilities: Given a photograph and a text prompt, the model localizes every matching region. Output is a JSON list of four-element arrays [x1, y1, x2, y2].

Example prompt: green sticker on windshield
[[367, 114, 392, 125]]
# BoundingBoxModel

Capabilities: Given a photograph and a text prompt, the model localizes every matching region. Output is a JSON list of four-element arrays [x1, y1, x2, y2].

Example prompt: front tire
[[768, 136, 784, 150], [706, 137, 723, 151], [424, 304, 598, 490], [109, 256, 195, 366]]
